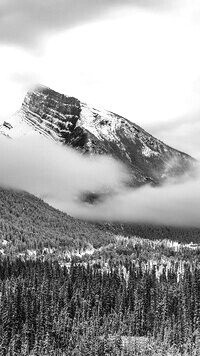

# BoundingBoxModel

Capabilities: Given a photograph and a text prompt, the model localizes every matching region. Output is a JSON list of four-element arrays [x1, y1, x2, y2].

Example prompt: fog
[[0, 134, 200, 227], [0, 134, 129, 204], [69, 178, 200, 228]]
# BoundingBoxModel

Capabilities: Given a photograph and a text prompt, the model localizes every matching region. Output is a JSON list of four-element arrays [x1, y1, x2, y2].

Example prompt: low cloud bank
[[0, 134, 129, 203], [69, 178, 200, 227], [0, 134, 200, 227]]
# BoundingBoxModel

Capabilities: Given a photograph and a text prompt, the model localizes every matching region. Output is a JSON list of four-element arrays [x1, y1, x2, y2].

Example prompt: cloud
[[148, 112, 200, 159], [9, 72, 38, 88], [0, 0, 178, 49], [149, 112, 200, 135], [0, 134, 129, 205], [0, 133, 200, 228], [67, 172, 200, 228]]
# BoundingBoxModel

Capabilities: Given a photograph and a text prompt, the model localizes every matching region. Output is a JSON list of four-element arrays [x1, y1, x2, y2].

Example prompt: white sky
[[1, 1, 200, 158]]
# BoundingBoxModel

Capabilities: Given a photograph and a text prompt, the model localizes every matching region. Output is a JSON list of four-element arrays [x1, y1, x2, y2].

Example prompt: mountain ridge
[[0, 84, 195, 186]]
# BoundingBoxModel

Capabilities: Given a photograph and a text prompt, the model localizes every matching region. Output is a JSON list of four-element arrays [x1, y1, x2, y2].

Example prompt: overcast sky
[[1, 0, 200, 158]]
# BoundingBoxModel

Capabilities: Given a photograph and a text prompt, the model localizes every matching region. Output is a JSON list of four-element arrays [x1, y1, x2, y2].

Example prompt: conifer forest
[[1, 189, 200, 355]]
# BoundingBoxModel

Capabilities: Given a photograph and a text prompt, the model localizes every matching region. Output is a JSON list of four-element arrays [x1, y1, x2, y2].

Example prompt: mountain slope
[[0, 187, 200, 259], [0, 85, 195, 186], [0, 187, 114, 254]]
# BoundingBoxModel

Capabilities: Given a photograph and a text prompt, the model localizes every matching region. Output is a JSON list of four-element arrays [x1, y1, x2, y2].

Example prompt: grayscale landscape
[[0, 0, 200, 355]]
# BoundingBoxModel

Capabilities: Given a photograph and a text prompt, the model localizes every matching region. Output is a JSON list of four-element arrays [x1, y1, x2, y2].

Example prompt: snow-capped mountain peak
[[0, 85, 195, 186]]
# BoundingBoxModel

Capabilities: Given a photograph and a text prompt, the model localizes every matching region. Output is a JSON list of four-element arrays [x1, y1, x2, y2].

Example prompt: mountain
[[0, 187, 200, 260], [0, 85, 195, 186], [0, 188, 200, 258], [0, 187, 115, 255]]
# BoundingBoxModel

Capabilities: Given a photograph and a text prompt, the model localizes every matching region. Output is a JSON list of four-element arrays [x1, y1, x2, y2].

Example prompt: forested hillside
[[0, 188, 114, 254], [98, 221, 200, 244], [1, 187, 200, 259]]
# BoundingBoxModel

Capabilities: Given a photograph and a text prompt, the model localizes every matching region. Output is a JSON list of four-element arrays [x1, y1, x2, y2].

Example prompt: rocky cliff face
[[0, 85, 195, 186]]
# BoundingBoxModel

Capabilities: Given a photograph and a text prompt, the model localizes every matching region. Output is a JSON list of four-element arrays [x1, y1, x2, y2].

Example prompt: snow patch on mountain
[[78, 103, 122, 142], [0, 113, 37, 139], [78, 104, 102, 139], [142, 144, 159, 157]]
